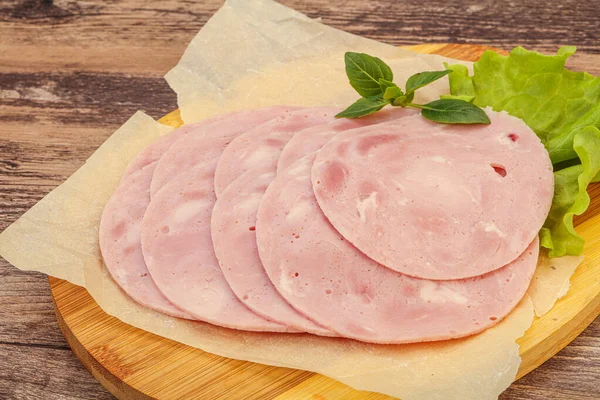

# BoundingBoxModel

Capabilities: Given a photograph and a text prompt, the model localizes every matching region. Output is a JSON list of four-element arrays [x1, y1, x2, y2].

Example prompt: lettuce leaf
[[447, 47, 600, 257], [447, 46, 600, 163], [441, 63, 475, 102], [540, 126, 600, 256]]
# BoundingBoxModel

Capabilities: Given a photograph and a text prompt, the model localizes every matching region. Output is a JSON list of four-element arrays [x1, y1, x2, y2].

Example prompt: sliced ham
[[211, 111, 420, 334], [141, 146, 290, 332], [150, 106, 298, 197], [256, 154, 538, 343], [102, 113, 229, 318], [210, 110, 420, 335], [211, 166, 333, 335], [213, 107, 339, 197], [99, 162, 194, 319], [277, 107, 418, 173], [312, 111, 553, 280], [121, 122, 205, 182]]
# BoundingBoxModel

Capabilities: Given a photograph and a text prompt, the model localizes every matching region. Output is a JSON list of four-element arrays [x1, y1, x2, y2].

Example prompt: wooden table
[[0, 1, 598, 399]]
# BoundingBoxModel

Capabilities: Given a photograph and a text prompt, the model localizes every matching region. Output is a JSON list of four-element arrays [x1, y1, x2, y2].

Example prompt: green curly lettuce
[[540, 126, 600, 256], [446, 47, 600, 257]]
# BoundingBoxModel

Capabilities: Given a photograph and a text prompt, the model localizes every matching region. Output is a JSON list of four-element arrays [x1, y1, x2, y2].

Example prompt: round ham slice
[[141, 152, 290, 332], [312, 111, 553, 280], [150, 106, 298, 197], [103, 113, 230, 319], [211, 166, 333, 335], [210, 111, 419, 334], [256, 154, 538, 343], [213, 107, 339, 197], [277, 107, 418, 173], [121, 122, 205, 183], [100, 163, 194, 319]]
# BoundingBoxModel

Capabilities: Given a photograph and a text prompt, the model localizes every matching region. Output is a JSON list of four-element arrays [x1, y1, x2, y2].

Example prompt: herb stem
[[407, 103, 432, 110]]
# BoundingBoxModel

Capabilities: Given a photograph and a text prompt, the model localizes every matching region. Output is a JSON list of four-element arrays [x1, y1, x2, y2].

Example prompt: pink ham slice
[[100, 162, 194, 319], [277, 107, 418, 173], [121, 122, 207, 182], [141, 149, 290, 332], [213, 107, 339, 197], [312, 111, 553, 280], [103, 112, 231, 318], [211, 111, 418, 335], [256, 154, 538, 343], [150, 106, 297, 197], [211, 166, 333, 335]]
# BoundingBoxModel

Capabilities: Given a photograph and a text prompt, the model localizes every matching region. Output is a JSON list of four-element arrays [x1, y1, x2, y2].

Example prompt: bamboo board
[[50, 44, 600, 400]]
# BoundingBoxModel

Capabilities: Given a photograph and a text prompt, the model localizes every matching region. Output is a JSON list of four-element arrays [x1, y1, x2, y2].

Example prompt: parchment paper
[[0, 1, 584, 399], [165, 0, 462, 124], [528, 251, 585, 316], [0, 112, 172, 286]]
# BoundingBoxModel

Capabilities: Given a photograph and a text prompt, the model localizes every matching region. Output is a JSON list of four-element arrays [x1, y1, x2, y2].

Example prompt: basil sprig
[[336, 52, 490, 124], [345, 52, 393, 97]]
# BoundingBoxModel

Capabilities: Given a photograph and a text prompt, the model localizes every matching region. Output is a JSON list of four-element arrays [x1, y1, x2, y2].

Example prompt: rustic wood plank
[[0, 261, 68, 347], [0, 0, 215, 74], [0, 72, 176, 125], [0, 344, 115, 400], [502, 319, 600, 400], [1, 0, 599, 75]]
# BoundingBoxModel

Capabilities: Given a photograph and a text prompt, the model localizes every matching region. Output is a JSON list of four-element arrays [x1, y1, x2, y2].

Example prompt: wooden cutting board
[[49, 44, 600, 400]]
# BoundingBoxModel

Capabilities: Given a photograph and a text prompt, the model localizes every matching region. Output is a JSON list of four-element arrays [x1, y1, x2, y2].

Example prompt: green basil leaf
[[383, 85, 404, 100], [417, 99, 491, 124], [392, 92, 414, 107], [405, 70, 452, 94], [345, 52, 394, 97], [440, 94, 476, 102], [335, 96, 391, 119], [379, 78, 398, 91]]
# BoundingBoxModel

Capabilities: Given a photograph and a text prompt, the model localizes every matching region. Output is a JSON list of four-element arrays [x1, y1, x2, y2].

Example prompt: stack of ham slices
[[99, 106, 554, 344]]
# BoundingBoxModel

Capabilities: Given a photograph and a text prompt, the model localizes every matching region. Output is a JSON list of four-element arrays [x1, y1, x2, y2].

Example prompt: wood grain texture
[[1, 1, 599, 399], [0, 344, 115, 400]]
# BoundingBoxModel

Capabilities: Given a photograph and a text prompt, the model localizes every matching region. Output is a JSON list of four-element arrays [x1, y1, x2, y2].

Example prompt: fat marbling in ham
[[100, 163, 194, 319], [120, 123, 206, 183], [150, 106, 297, 196], [256, 153, 539, 343], [213, 107, 339, 196], [211, 108, 419, 334], [211, 166, 334, 335], [141, 160, 292, 332], [312, 111, 553, 280], [277, 107, 418, 173]]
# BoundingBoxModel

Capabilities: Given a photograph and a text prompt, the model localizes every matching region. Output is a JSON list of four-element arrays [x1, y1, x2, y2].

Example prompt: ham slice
[[312, 111, 553, 280], [102, 112, 235, 318], [211, 166, 333, 335], [211, 111, 419, 333], [211, 111, 420, 335], [212, 107, 419, 334], [99, 162, 194, 319], [277, 107, 418, 173], [150, 106, 297, 197], [256, 154, 538, 343], [141, 144, 290, 332], [121, 122, 205, 182], [213, 107, 339, 197]]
